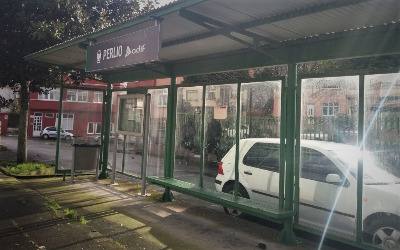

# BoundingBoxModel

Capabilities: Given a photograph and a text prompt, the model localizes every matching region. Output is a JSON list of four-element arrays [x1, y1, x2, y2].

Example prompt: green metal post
[[98, 90, 106, 169], [294, 77, 302, 225], [279, 77, 287, 209], [122, 135, 127, 173], [55, 76, 64, 174], [356, 75, 365, 244], [161, 77, 177, 201], [99, 83, 112, 179], [234, 83, 242, 198], [199, 85, 206, 188], [278, 63, 297, 245]]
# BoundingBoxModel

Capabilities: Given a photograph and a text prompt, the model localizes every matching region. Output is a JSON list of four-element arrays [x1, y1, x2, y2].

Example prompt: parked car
[[215, 138, 400, 249], [40, 126, 73, 140]]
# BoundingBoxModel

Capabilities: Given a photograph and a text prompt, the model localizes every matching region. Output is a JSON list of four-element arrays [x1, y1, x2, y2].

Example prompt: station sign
[[86, 26, 160, 72]]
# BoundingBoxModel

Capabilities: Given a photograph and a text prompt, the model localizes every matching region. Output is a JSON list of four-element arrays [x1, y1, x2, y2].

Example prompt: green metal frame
[[99, 83, 112, 179], [161, 77, 177, 201], [26, 2, 400, 248], [277, 63, 297, 245]]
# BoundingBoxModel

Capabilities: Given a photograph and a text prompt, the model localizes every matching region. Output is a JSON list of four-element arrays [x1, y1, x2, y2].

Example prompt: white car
[[40, 126, 73, 140], [215, 138, 400, 249]]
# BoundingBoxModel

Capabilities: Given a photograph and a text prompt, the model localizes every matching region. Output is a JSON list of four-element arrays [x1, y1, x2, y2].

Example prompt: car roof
[[241, 138, 358, 152]]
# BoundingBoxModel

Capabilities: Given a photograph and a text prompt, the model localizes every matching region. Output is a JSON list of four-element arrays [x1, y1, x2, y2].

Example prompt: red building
[[0, 87, 17, 135], [28, 79, 109, 138], [28, 78, 182, 138]]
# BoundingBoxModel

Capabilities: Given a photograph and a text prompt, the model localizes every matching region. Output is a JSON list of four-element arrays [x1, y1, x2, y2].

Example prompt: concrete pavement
[[0, 145, 350, 250]]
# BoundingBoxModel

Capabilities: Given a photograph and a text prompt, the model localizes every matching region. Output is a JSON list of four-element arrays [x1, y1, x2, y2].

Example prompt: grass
[[17, 197, 26, 205], [0, 162, 54, 176], [45, 197, 87, 224], [46, 197, 62, 215], [63, 208, 78, 219], [149, 189, 163, 200], [0, 160, 17, 168], [79, 216, 88, 224]]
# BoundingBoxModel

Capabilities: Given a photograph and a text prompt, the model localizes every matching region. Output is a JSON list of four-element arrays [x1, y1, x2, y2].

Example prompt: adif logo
[[96, 50, 102, 64], [125, 44, 146, 58], [125, 46, 132, 58]]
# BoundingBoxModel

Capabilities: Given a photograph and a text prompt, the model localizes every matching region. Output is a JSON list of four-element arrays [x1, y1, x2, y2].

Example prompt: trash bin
[[71, 142, 100, 183]]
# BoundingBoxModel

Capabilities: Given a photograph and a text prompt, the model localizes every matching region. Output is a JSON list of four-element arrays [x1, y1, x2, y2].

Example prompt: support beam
[[99, 83, 112, 179], [278, 63, 297, 245], [163, 0, 370, 50], [55, 74, 64, 174], [170, 24, 400, 77], [356, 75, 365, 243], [179, 8, 280, 59], [161, 77, 177, 201]]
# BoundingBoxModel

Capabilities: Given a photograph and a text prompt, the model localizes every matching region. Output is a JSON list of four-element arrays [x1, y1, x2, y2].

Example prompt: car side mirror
[[326, 174, 342, 184]]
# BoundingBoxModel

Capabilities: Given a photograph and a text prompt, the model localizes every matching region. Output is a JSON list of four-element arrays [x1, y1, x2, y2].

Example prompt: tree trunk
[[17, 81, 29, 164]]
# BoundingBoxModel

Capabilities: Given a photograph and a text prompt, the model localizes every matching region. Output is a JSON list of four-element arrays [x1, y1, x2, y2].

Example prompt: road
[[0, 135, 218, 189]]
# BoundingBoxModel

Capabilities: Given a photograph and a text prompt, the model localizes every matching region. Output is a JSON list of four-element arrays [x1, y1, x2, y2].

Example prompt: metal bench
[[147, 176, 294, 220]]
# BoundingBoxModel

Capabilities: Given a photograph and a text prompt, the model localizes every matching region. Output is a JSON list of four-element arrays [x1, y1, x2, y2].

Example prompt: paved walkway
[[0, 171, 342, 250]]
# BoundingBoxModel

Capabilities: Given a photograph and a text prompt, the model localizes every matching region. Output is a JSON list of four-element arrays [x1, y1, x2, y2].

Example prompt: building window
[[157, 89, 168, 107], [87, 122, 94, 134], [94, 91, 103, 103], [306, 104, 315, 117], [45, 113, 54, 118], [186, 90, 198, 101], [207, 92, 215, 100], [39, 89, 60, 100], [322, 103, 339, 116], [56, 113, 74, 130], [67, 89, 88, 102], [95, 123, 102, 134]]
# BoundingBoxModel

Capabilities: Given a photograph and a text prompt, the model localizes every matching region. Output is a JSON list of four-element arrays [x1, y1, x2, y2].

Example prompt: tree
[[0, 0, 157, 163]]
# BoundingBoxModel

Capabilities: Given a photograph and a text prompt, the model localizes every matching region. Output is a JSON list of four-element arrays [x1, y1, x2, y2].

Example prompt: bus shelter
[[26, 0, 400, 249]]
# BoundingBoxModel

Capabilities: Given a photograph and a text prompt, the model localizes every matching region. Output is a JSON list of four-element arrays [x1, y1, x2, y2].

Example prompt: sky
[[155, 0, 176, 7]]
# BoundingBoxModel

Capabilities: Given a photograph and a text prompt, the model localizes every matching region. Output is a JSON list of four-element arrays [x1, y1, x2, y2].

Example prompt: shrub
[[8, 163, 50, 175]]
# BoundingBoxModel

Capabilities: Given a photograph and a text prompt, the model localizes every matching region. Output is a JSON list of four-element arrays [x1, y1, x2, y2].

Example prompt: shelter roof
[[25, 0, 400, 80]]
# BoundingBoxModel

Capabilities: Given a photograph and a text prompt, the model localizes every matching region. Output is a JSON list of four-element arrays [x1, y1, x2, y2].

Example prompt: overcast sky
[[156, 0, 176, 7]]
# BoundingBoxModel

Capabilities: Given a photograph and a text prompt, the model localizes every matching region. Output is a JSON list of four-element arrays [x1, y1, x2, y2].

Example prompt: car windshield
[[329, 149, 400, 185]]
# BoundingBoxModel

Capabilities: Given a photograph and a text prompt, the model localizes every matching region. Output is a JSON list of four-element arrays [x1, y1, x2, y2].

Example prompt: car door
[[48, 127, 57, 138], [298, 147, 356, 238], [240, 142, 280, 205]]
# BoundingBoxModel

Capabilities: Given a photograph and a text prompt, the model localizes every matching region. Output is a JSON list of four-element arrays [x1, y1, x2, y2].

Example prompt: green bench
[[147, 176, 295, 220]]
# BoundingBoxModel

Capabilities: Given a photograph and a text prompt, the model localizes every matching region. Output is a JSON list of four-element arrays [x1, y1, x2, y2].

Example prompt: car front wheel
[[65, 135, 71, 141], [222, 184, 249, 217], [43, 134, 49, 139], [370, 217, 400, 249]]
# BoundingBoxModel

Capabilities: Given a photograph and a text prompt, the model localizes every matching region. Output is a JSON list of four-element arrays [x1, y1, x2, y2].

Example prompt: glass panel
[[58, 88, 102, 171], [119, 134, 142, 176], [108, 90, 166, 178], [174, 86, 203, 185], [108, 91, 146, 178], [147, 89, 167, 177], [363, 73, 400, 248], [205, 84, 238, 190], [117, 95, 144, 135], [300, 76, 358, 239], [225, 81, 282, 207]]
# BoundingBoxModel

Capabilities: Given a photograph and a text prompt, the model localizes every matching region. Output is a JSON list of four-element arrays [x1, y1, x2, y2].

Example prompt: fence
[[174, 113, 399, 175]]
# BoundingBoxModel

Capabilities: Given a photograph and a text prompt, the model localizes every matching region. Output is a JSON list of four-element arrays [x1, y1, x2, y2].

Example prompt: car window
[[48, 127, 56, 131], [243, 143, 280, 172], [300, 147, 348, 187]]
